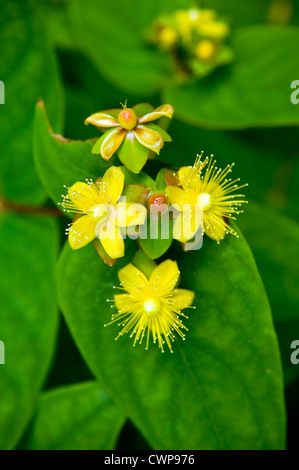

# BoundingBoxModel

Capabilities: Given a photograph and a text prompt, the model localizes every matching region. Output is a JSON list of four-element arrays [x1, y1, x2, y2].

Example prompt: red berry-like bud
[[148, 193, 169, 213], [118, 108, 138, 130]]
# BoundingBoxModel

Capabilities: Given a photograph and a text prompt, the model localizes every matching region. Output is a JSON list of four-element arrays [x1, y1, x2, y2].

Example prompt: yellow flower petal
[[68, 215, 97, 250], [100, 166, 124, 205], [138, 104, 174, 124], [204, 218, 226, 242], [84, 112, 120, 128], [165, 185, 192, 209], [100, 127, 127, 160], [173, 205, 202, 243], [97, 221, 125, 259], [118, 263, 149, 294], [112, 202, 147, 227], [68, 181, 102, 212], [134, 125, 163, 155], [169, 289, 195, 310], [177, 166, 194, 184], [114, 293, 138, 313], [149, 259, 180, 295]]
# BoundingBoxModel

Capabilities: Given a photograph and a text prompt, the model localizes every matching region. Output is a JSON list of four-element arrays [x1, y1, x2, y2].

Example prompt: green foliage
[[165, 26, 299, 129], [239, 202, 299, 386], [56, 229, 285, 450], [0, 214, 59, 449], [1, 0, 298, 452], [33, 102, 111, 214], [0, 0, 64, 205], [20, 382, 125, 450]]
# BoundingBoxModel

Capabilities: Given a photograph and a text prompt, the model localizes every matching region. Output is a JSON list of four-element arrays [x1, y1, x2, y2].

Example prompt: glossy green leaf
[[33, 101, 111, 214], [239, 202, 299, 323], [164, 26, 299, 129], [0, 0, 64, 205], [117, 133, 150, 174], [239, 202, 299, 386], [0, 213, 59, 449], [121, 166, 155, 191], [154, 169, 168, 193], [138, 215, 173, 260], [20, 382, 125, 450], [57, 226, 285, 450], [122, 185, 150, 204]]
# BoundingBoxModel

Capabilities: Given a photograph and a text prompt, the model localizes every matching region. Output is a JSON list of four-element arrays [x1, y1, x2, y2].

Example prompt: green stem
[[0, 199, 64, 217]]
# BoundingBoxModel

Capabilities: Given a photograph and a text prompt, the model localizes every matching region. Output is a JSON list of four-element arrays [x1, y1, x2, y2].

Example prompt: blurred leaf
[[67, 0, 176, 95], [202, 0, 271, 26], [57, 227, 285, 450], [33, 101, 110, 214], [0, 0, 64, 204], [20, 382, 125, 450], [165, 26, 299, 129], [36, 0, 77, 50], [0, 213, 59, 449]]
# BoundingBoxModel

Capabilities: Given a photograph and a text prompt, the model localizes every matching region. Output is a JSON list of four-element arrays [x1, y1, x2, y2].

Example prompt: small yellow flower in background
[[166, 152, 248, 243], [106, 260, 195, 352], [148, 7, 233, 79], [84, 101, 173, 173], [195, 39, 218, 63], [59, 166, 147, 259]]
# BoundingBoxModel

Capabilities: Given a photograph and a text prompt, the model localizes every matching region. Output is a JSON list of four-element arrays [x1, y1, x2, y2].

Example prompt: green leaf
[[154, 168, 168, 193], [91, 130, 112, 155], [122, 185, 150, 204], [33, 101, 111, 214], [239, 202, 299, 323], [133, 249, 156, 278], [138, 214, 173, 260], [121, 166, 155, 191], [20, 382, 125, 450], [0, 213, 59, 449], [239, 202, 299, 386], [57, 226, 285, 450], [117, 133, 150, 174], [67, 0, 190, 94], [0, 0, 64, 205], [164, 26, 299, 129]]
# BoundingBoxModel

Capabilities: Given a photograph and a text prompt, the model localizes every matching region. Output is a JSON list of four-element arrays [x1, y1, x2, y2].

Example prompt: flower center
[[195, 40, 217, 62], [143, 297, 161, 315], [118, 108, 137, 130], [197, 192, 213, 210], [88, 203, 110, 223]]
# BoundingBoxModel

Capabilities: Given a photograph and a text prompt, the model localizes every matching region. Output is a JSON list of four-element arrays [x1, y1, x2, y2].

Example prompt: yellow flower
[[84, 101, 174, 161], [59, 166, 147, 259], [195, 39, 218, 63], [166, 153, 248, 243], [106, 260, 195, 352]]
